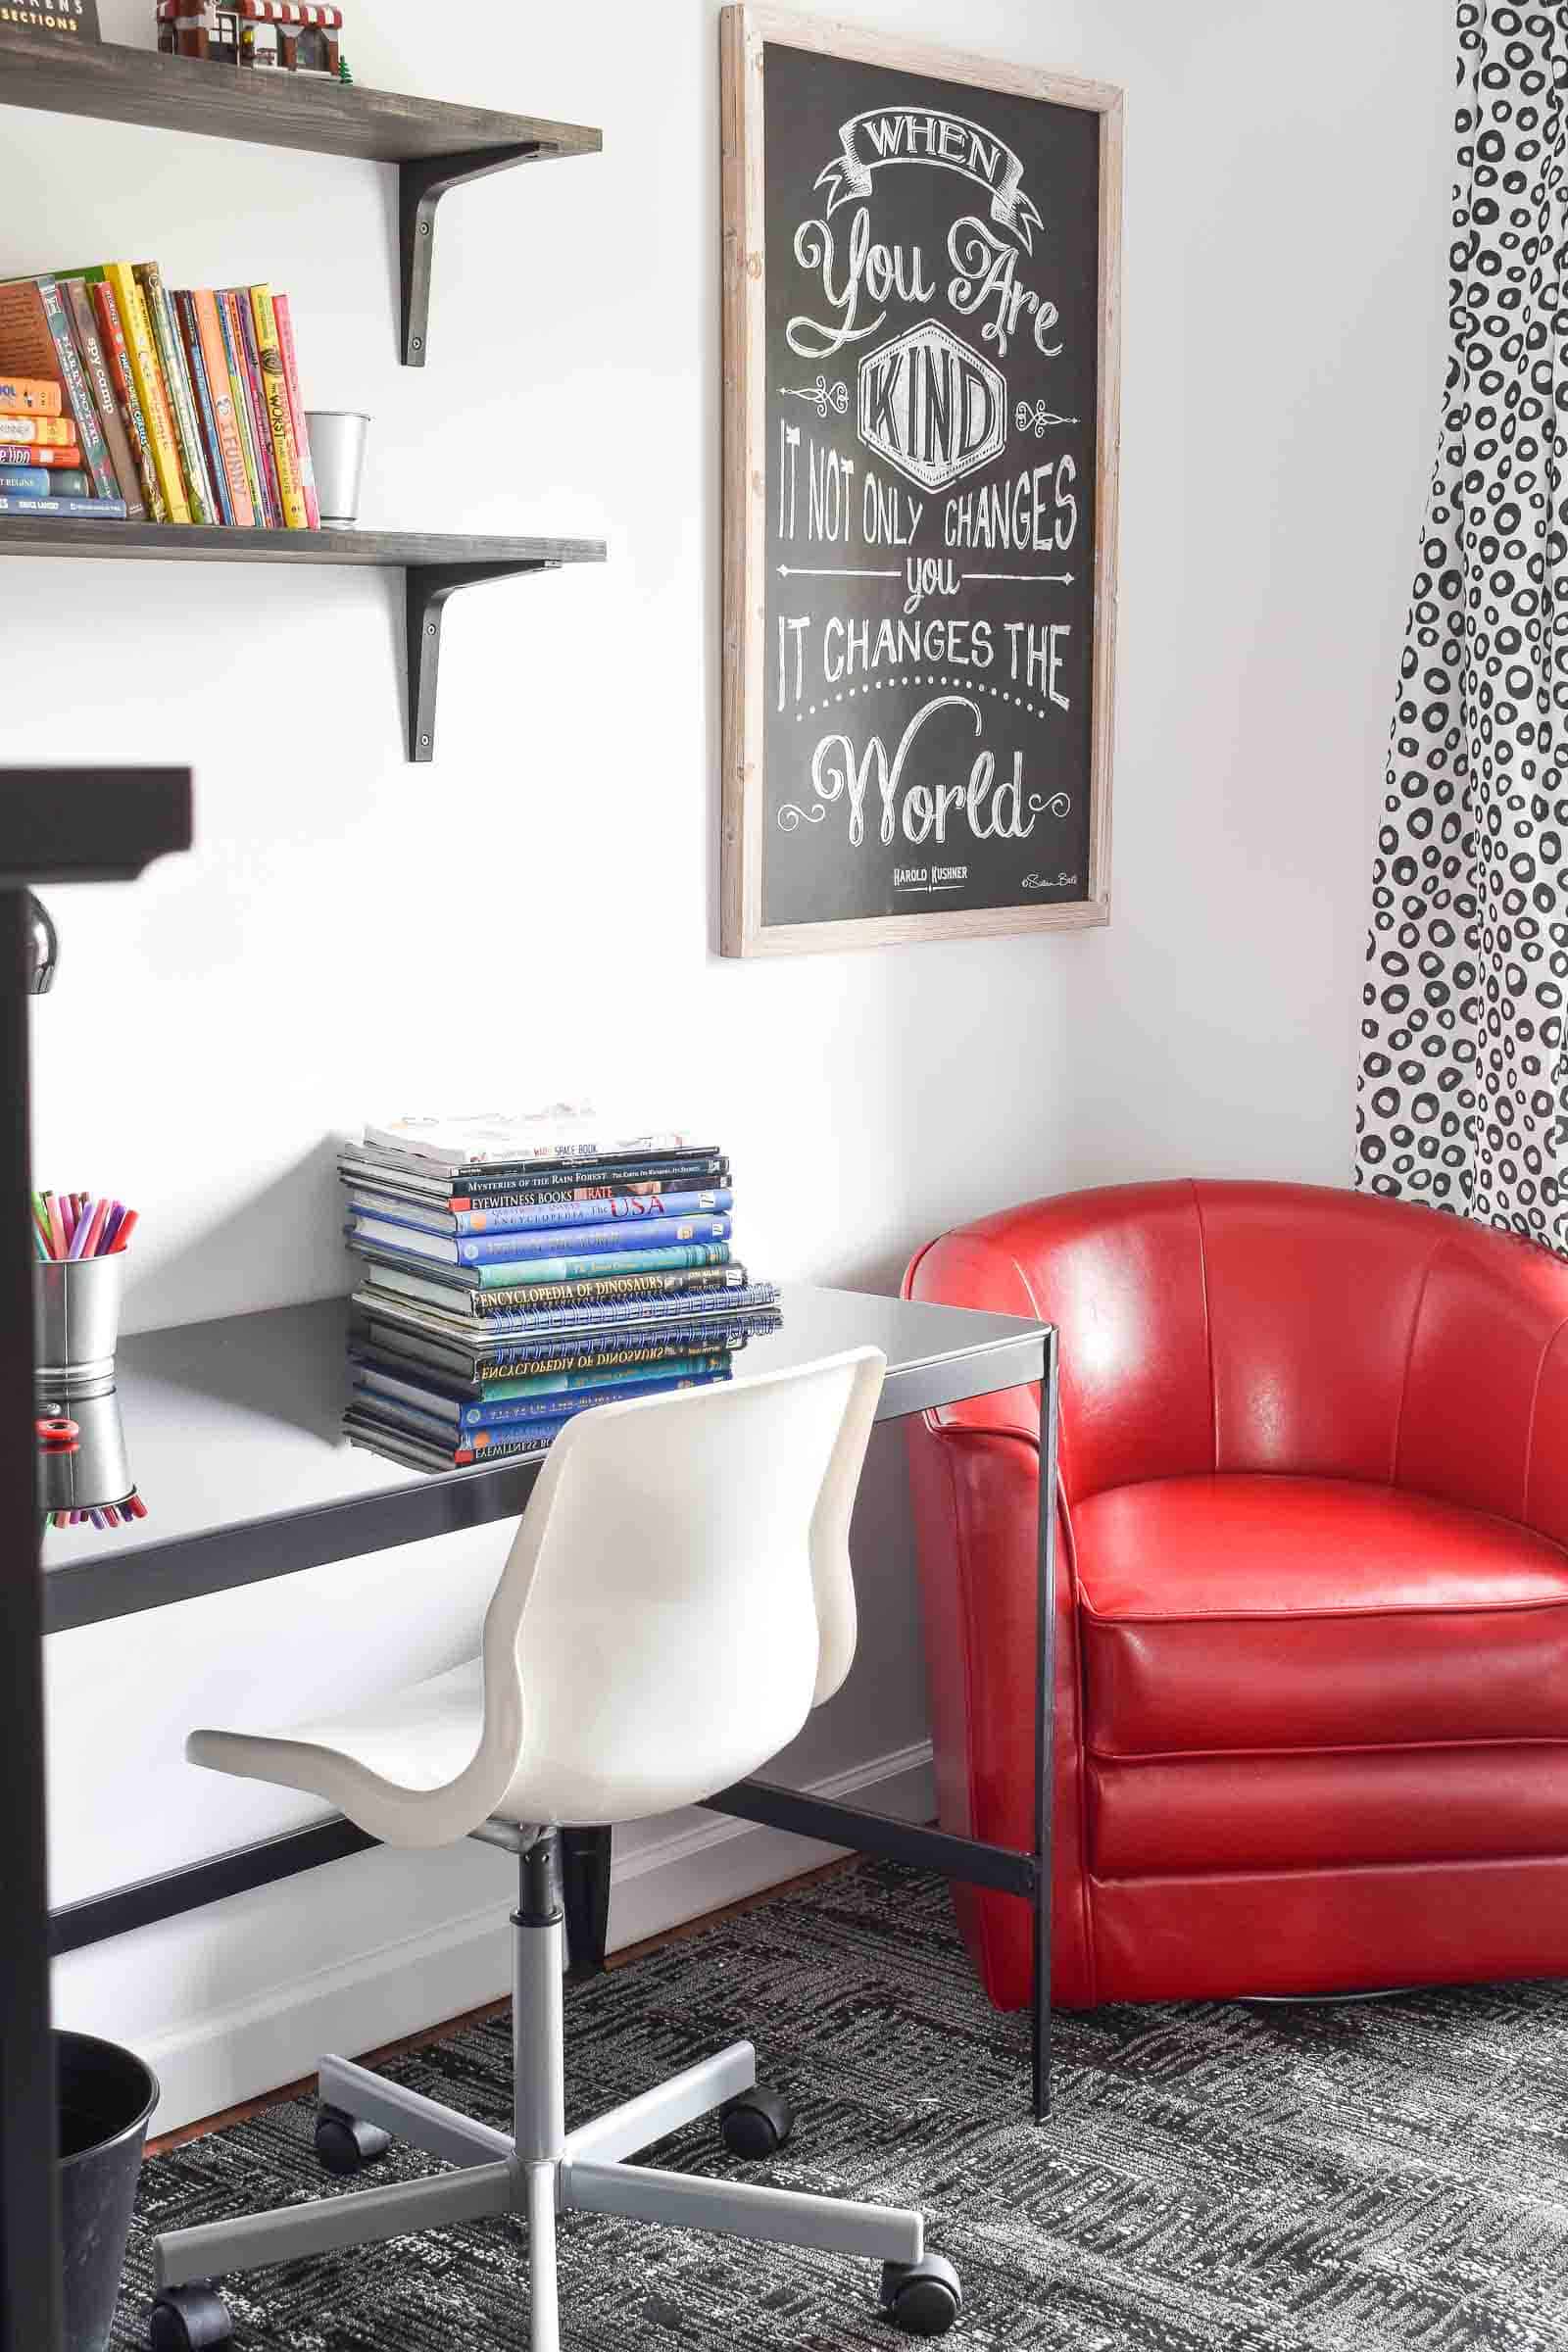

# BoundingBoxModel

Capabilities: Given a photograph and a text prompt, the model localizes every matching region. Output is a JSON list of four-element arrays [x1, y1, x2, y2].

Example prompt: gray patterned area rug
[[112, 1860, 1568, 2351]]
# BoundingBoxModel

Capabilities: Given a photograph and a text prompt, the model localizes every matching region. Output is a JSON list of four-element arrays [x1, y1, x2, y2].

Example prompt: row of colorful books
[[0, 266, 318, 527], [338, 1108, 782, 1473]]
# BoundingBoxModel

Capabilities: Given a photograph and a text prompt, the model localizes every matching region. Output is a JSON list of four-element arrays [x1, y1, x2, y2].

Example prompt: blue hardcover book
[[0, 467, 50, 497], [0, 495, 126, 518], [350, 1211, 732, 1268], [343, 1187, 734, 1239], [349, 1237, 734, 1291]]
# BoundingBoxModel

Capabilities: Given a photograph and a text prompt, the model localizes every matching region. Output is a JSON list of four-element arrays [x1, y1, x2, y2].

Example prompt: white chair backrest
[[476, 1346, 886, 1828]]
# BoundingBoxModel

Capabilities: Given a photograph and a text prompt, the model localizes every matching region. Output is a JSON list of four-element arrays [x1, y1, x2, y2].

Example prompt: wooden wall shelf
[[0, 27, 602, 363], [0, 517, 607, 762]]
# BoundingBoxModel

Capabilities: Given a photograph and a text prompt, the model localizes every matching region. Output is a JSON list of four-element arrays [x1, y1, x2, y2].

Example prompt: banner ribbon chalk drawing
[[814, 108, 1044, 251]]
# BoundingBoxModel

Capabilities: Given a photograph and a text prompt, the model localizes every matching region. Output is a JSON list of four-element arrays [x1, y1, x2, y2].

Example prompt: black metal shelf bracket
[[399, 143, 548, 366], [406, 560, 558, 761]]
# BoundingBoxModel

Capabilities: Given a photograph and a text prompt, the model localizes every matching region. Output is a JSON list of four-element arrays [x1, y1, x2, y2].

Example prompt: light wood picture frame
[[720, 5, 1122, 956]]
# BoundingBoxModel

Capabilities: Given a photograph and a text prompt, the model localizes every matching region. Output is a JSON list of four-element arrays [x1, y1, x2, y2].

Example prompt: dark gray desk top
[[39, 1285, 1048, 1637]]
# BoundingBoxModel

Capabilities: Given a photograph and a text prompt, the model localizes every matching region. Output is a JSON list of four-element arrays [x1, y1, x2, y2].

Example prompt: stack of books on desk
[[338, 1108, 781, 1472]]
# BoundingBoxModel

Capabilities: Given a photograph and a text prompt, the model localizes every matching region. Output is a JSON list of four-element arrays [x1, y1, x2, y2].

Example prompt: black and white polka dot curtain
[[1355, 3, 1568, 1243]]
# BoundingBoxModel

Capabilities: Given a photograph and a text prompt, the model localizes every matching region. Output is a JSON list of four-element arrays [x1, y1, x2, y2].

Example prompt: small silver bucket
[[305, 410, 370, 527], [34, 1256, 124, 1397], [37, 1389, 132, 1515]]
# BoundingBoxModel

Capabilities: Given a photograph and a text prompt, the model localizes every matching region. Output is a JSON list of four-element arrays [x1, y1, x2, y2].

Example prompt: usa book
[[349, 1238, 734, 1292], [342, 1187, 733, 1238], [348, 1213, 733, 1269]]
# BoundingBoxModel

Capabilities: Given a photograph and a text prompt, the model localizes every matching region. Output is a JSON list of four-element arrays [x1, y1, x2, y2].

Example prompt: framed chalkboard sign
[[720, 7, 1122, 956]]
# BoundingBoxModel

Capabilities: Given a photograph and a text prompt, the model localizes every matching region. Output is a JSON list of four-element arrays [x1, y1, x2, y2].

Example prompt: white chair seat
[[188, 1657, 489, 1835]]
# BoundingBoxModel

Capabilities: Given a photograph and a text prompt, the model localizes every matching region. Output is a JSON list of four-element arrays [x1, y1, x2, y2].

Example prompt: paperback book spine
[[216, 289, 269, 527], [463, 1263, 748, 1318], [134, 261, 216, 524], [105, 264, 189, 523], [60, 278, 146, 517], [446, 1157, 733, 1208], [0, 415, 76, 445], [471, 1242, 734, 1290], [249, 285, 308, 528], [351, 1188, 736, 1237], [271, 291, 319, 528], [33, 279, 118, 502], [172, 291, 230, 525], [0, 466, 51, 496], [0, 443, 81, 466], [458, 1368, 725, 1423], [0, 376, 62, 416], [191, 288, 254, 527], [465, 1283, 777, 1334], [352, 1213, 734, 1268], [227, 289, 281, 527], [89, 280, 165, 520], [343, 1409, 555, 1470], [0, 496, 125, 516]]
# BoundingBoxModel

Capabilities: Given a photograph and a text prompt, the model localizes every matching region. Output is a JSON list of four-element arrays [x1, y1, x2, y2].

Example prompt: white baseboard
[[139, 1741, 935, 2135]]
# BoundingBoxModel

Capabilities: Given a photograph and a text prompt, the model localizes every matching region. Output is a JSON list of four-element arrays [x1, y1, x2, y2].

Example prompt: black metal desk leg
[[1031, 1331, 1059, 2123], [561, 1826, 612, 1983]]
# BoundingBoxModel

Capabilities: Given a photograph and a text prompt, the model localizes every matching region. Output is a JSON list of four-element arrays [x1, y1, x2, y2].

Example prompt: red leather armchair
[[904, 1179, 1568, 2010]]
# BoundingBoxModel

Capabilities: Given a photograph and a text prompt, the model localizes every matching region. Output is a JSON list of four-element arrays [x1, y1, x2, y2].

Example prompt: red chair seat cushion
[[1077, 1474, 1568, 1756]]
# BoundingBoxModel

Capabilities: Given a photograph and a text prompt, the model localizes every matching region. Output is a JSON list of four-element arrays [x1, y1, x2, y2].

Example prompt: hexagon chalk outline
[[856, 321, 1007, 493]]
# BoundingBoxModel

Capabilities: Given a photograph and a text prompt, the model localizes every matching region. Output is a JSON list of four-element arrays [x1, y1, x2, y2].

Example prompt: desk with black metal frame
[[43, 1286, 1060, 2121]]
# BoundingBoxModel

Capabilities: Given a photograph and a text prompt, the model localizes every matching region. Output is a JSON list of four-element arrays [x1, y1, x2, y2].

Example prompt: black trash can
[[57, 2030, 160, 2352]]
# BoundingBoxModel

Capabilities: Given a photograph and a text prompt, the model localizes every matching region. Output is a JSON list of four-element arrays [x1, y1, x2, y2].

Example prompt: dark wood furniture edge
[[0, 27, 601, 164], [0, 767, 193, 889], [1, 769, 193, 2350]]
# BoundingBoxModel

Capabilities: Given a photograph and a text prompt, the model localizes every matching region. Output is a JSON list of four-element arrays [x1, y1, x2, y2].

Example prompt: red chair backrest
[[905, 1179, 1568, 1533]]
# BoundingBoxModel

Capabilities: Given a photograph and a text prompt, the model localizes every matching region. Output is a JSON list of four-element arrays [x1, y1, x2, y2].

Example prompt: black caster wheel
[[881, 2253, 962, 2336], [719, 2083, 794, 2159], [315, 2102, 393, 2177], [149, 2281, 233, 2350]]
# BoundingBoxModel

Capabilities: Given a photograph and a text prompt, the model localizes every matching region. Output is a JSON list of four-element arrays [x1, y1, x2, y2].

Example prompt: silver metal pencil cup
[[304, 410, 370, 527], [34, 1255, 124, 1397]]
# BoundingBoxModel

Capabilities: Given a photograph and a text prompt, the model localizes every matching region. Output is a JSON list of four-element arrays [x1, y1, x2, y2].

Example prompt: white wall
[[23, 0, 1453, 2129]]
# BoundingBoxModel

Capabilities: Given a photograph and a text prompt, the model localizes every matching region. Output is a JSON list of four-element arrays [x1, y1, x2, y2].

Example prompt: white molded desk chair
[[147, 1346, 961, 2350]]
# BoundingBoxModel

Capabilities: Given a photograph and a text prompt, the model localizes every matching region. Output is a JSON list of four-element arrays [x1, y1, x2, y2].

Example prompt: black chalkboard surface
[[721, 9, 1122, 955]]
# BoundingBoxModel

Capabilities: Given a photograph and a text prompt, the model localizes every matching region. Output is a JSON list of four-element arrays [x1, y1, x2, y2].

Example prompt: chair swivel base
[[147, 1838, 960, 2350]]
